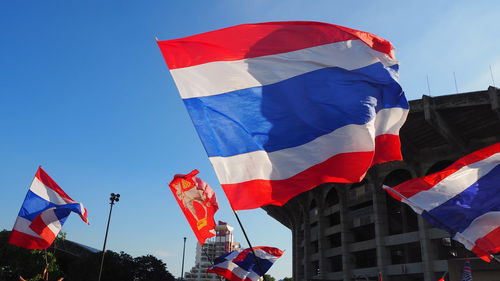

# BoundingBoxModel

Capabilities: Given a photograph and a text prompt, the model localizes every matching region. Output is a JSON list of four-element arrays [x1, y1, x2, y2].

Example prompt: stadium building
[[264, 87, 500, 281]]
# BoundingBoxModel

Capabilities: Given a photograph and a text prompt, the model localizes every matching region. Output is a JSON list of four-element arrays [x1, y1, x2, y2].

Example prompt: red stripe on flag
[[392, 143, 500, 199], [222, 151, 374, 210], [373, 134, 403, 165], [8, 230, 51, 249], [35, 167, 74, 202], [29, 214, 58, 244], [472, 226, 500, 262], [158, 21, 394, 69], [207, 266, 254, 281]]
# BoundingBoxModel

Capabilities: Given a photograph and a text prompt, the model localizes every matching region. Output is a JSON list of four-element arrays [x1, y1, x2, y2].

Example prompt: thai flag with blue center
[[207, 246, 284, 281], [157, 21, 408, 210], [383, 143, 500, 262], [461, 259, 473, 281], [9, 167, 89, 249]]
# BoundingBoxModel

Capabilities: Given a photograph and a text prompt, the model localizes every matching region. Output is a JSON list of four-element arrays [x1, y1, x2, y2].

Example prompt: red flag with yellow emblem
[[169, 170, 219, 244]]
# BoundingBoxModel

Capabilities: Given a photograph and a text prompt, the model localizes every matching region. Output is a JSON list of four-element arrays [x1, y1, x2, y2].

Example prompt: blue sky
[[1, 0, 498, 279]]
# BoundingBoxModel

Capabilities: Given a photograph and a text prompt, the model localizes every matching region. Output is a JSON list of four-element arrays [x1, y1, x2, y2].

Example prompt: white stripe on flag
[[12, 216, 42, 238], [40, 208, 63, 236], [454, 211, 500, 250], [29, 177, 72, 205], [209, 107, 407, 184], [406, 153, 500, 211], [170, 40, 398, 99]]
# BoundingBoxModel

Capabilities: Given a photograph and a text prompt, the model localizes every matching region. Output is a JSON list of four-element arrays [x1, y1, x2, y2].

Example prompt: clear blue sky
[[1, 0, 498, 279]]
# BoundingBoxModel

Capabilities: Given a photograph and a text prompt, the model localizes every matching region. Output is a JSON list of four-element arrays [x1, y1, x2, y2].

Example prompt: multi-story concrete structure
[[264, 87, 500, 281], [185, 221, 240, 281]]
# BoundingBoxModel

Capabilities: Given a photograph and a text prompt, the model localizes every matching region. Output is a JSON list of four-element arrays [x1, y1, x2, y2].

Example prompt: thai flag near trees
[[158, 21, 408, 210], [9, 167, 89, 249], [383, 143, 500, 261], [207, 246, 284, 281]]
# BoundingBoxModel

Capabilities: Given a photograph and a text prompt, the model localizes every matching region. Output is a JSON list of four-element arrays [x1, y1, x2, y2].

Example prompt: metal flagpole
[[181, 237, 186, 281], [97, 193, 120, 281], [232, 210, 265, 276]]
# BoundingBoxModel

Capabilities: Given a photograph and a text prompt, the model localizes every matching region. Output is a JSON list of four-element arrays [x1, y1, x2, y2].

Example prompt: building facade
[[264, 87, 500, 281], [185, 221, 240, 281]]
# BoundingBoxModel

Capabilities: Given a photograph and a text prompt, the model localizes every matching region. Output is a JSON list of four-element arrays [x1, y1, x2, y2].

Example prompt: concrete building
[[264, 87, 500, 281], [185, 221, 240, 281]]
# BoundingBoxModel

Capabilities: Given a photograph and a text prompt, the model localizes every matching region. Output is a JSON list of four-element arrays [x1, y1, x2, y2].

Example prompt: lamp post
[[97, 193, 120, 281], [181, 237, 186, 281]]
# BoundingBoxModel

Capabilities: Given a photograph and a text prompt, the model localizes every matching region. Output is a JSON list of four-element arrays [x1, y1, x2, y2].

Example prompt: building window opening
[[388, 242, 421, 264], [309, 199, 318, 217], [326, 188, 339, 207], [328, 255, 342, 272], [328, 212, 341, 226], [311, 261, 320, 276], [353, 249, 377, 268], [310, 240, 319, 254], [352, 223, 375, 242], [328, 232, 341, 248]]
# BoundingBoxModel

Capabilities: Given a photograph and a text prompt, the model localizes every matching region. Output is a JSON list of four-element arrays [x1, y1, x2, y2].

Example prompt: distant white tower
[[184, 221, 240, 281]]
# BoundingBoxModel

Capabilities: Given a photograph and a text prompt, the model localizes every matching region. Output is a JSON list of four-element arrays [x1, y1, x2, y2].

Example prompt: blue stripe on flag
[[424, 164, 500, 235], [18, 191, 57, 221], [235, 255, 274, 275], [184, 63, 407, 157]]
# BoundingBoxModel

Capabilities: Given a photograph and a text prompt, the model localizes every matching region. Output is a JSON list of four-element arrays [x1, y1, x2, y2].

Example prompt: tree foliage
[[263, 274, 275, 281], [0, 230, 63, 281], [0, 230, 175, 281]]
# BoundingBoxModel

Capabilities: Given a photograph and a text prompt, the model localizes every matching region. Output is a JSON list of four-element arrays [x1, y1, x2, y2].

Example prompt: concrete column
[[303, 199, 311, 281], [372, 181, 390, 280], [315, 191, 327, 279], [418, 216, 436, 281], [338, 187, 354, 281]]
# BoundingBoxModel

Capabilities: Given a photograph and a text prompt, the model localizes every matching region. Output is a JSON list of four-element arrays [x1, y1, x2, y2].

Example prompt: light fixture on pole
[[97, 193, 120, 281]]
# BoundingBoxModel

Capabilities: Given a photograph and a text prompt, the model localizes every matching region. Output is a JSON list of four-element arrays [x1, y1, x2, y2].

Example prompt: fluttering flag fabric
[[157, 21, 408, 210], [383, 143, 500, 261], [9, 167, 89, 249], [207, 246, 284, 281], [461, 259, 472, 281], [169, 169, 219, 244]]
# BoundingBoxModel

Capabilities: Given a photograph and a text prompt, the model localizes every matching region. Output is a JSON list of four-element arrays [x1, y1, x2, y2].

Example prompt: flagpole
[[97, 193, 120, 281], [232, 210, 265, 276]]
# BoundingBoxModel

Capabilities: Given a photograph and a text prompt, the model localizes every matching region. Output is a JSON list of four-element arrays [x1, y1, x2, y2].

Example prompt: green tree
[[282, 277, 293, 281], [263, 274, 275, 281], [134, 255, 175, 281], [0, 230, 63, 281]]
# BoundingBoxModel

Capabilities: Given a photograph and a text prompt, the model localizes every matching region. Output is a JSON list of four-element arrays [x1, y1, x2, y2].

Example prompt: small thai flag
[[383, 143, 500, 261], [8, 167, 88, 249], [461, 259, 473, 281], [207, 246, 284, 281]]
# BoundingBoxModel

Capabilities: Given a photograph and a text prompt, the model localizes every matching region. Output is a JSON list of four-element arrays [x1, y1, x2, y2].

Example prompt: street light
[[97, 193, 120, 281], [181, 237, 186, 281]]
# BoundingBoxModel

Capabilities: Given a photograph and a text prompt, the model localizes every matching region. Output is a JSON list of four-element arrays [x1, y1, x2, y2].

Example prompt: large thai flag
[[157, 21, 408, 210], [383, 143, 500, 261], [9, 167, 89, 249], [207, 246, 284, 281]]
